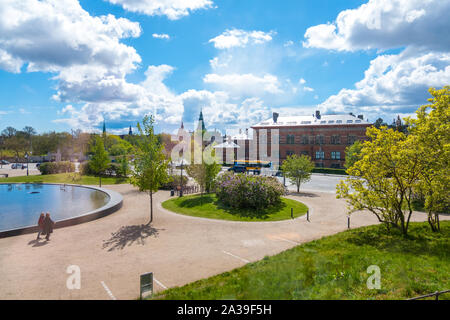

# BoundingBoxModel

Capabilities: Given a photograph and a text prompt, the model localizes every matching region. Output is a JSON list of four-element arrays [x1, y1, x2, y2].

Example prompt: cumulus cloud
[[209, 29, 275, 49], [303, 0, 450, 52], [106, 0, 214, 20], [0, 0, 141, 74], [319, 50, 450, 118]]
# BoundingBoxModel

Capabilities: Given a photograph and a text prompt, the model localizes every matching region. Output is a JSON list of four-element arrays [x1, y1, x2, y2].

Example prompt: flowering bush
[[215, 172, 286, 210]]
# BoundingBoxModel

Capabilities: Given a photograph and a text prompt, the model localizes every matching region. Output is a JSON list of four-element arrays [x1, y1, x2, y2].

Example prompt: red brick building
[[251, 111, 371, 168]]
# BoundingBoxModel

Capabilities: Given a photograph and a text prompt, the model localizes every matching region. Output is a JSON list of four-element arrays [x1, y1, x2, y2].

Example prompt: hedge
[[312, 168, 348, 175], [38, 161, 75, 175]]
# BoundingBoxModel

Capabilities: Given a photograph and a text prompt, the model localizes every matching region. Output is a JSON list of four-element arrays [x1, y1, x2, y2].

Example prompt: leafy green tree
[[131, 115, 169, 224], [344, 140, 363, 170], [373, 118, 387, 129], [281, 154, 315, 193], [405, 86, 450, 232], [337, 127, 422, 236], [89, 136, 110, 187]]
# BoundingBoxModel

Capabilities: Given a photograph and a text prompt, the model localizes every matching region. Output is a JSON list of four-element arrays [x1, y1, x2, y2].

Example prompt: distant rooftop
[[253, 112, 371, 127]]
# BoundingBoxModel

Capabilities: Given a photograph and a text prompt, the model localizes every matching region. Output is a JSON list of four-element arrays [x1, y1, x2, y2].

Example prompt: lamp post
[[179, 152, 184, 198], [25, 152, 29, 176]]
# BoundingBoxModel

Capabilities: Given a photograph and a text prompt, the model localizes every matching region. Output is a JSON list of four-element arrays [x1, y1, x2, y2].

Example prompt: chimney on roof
[[315, 110, 321, 119], [357, 115, 364, 120], [273, 112, 279, 123]]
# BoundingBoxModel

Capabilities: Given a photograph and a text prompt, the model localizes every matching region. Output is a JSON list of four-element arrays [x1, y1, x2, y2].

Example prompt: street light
[[25, 152, 29, 176]]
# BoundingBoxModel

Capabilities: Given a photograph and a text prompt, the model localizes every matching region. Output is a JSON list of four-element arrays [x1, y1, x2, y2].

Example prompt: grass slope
[[162, 193, 308, 222], [0, 173, 128, 185], [154, 222, 450, 300]]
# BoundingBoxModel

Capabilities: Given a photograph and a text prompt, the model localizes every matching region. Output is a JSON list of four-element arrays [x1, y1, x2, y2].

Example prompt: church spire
[[197, 109, 206, 132], [128, 125, 132, 135], [102, 120, 106, 134]]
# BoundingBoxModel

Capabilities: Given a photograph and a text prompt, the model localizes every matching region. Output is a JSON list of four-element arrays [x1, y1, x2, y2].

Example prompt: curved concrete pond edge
[[0, 183, 123, 238]]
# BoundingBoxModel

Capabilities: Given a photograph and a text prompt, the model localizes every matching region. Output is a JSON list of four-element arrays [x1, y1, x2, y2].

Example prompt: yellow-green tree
[[131, 115, 169, 224], [337, 126, 423, 236], [405, 86, 450, 232], [89, 136, 110, 187], [281, 154, 315, 193]]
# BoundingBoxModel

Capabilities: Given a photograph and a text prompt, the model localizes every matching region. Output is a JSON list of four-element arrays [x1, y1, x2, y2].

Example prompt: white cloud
[[152, 33, 170, 40], [209, 29, 275, 50], [319, 50, 450, 118], [203, 73, 283, 96], [0, 0, 141, 74], [106, 0, 214, 20], [303, 0, 450, 52]]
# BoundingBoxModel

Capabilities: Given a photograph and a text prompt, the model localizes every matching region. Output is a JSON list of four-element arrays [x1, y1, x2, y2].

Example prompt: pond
[[0, 183, 110, 232]]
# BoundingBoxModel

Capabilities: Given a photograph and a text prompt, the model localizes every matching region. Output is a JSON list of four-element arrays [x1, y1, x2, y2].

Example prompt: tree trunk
[[99, 176, 102, 187], [148, 191, 153, 225]]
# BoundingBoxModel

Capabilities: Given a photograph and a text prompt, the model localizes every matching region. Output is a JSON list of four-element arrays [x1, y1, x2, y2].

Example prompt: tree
[[89, 136, 110, 187], [281, 154, 314, 193], [373, 118, 387, 129], [405, 86, 450, 232], [131, 115, 169, 224], [337, 126, 423, 236], [344, 140, 363, 170]]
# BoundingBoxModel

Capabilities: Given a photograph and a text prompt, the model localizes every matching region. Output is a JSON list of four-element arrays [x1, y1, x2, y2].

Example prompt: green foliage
[[162, 194, 307, 222], [131, 115, 169, 223], [215, 172, 286, 212], [344, 140, 363, 170], [281, 154, 315, 192], [312, 168, 348, 175], [405, 86, 450, 231], [337, 126, 422, 236], [160, 174, 188, 190], [339, 87, 449, 235], [186, 161, 221, 194], [88, 136, 110, 186], [153, 222, 450, 300], [38, 161, 75, 175]]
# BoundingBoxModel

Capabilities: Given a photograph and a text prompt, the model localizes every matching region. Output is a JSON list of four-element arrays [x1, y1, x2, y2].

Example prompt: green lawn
[[0, 173, 129, 185], [154, 222, 450, 300], [162, 193, 308, 222]]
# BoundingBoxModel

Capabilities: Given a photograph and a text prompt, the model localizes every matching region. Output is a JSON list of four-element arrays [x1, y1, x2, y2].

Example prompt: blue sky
[[0, 0, 448, 135]]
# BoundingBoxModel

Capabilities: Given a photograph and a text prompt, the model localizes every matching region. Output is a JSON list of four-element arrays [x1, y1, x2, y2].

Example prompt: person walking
[[36, 213, 45, 240], [43, 213, 54, 241]]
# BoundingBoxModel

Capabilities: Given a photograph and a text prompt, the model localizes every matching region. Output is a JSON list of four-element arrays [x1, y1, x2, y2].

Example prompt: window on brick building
[[301, 151, 309, 156], [286, 150, 295, 157], [315, 135, 324, 145], [331, 135, 341, 144], [348, 135, 357, 145], [287, 134, 295, 144], [315, 151, 324, 159], [331, 151, 341, 160], [301, 135, 309, 144]]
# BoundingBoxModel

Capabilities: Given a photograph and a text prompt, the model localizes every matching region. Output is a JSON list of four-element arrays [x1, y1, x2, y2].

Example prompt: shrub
[[160, 175, 189, 190], [215, 172, 286, 210], [38, 161, 75, 175], [79, 161, 94, 175], [312, 168, 348, 175]]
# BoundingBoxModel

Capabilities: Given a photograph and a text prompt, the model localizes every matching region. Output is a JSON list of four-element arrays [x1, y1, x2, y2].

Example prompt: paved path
[[0, 184, 445, 300]]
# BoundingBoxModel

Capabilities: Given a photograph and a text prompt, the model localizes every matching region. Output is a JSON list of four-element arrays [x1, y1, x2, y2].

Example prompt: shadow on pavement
[[102, 224, 162, 251], [287, 191, 319, 198]]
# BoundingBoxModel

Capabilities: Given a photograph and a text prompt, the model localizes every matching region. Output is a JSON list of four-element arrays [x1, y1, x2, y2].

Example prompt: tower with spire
[[128, 125, 133, 136], [197, 110, 206, 133]]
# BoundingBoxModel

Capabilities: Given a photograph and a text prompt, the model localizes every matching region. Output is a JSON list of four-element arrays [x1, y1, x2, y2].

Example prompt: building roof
[[252, 114, 371, 127], [213, 137, 240, 149]]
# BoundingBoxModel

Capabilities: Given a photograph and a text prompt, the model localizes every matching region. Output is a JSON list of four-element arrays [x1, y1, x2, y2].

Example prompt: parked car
[[1, 160, 10, 165], [11, 163, 26, 169]]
